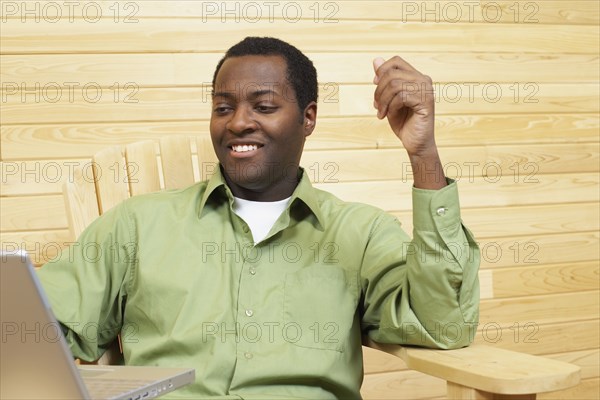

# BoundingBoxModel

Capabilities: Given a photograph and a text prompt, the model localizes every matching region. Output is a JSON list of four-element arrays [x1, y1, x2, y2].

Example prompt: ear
[[302, 101, 317, 137]]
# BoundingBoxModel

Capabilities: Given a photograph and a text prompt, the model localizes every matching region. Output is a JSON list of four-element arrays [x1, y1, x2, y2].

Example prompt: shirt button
[[242, 225, 249, 233], [436, 207, 447, 216], [244, 352, 253, 359], [249, 267, 256, 275], [245, 309, 254, 317]]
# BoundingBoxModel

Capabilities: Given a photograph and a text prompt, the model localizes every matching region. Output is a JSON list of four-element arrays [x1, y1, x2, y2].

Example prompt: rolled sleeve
[[362, 179, 480, 349]]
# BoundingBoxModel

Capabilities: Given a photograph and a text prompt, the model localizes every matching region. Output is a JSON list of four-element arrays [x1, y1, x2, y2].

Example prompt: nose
[[226, 105, 257, 135]]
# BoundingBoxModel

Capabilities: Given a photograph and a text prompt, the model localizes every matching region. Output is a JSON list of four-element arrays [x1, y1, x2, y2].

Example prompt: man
[[38, 37, 480, 399]]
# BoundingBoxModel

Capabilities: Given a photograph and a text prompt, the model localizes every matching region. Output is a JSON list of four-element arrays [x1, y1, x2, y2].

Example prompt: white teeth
[[232, 144, 258, 153]]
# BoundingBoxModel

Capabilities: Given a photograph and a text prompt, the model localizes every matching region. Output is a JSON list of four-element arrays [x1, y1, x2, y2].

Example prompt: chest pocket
[[283, 266, 358, 352]]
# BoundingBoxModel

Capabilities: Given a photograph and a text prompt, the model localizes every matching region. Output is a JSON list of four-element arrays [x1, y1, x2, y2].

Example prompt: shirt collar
[[289, 167, 325, 230], [198, 165, 325, 230]]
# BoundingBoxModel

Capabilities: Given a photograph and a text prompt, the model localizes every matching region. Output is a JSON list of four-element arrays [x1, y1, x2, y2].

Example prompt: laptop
[[1, 251, 195, 400]]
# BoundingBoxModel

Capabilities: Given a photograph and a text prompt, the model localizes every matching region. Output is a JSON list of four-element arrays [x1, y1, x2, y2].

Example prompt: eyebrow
[[212, 89, 278, 100]]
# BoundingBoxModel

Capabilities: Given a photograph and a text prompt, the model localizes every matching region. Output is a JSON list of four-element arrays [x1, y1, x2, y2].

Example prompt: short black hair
[[212, 37, 318, 113]]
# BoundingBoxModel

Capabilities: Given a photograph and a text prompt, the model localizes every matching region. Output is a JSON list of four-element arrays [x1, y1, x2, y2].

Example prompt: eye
[[213, 105, 233, 115], [255, 104, 277, 113]]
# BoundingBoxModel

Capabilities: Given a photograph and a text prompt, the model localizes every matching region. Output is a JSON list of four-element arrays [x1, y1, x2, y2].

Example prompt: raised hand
[[373, 56, 446, 189]]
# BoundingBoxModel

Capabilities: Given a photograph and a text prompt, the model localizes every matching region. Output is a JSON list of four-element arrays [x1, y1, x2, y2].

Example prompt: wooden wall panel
[[448, 203, 600, 238], [475, 233, 599, 269], [0, 195, 67, 231], [4, 1, 596, 24], [3, 53, 598, 84], [550, 350, 600, 381], [480, 291, 599, 326], [1, 1, 598, 398], [2, 83, 598, 124], [3, 197, 598, 244], [2, 19, 597, 54], [473, 319, 599, 355], [2, 114, 598, 160], [316, 173, 600, 210], [490, 261, 600, 298], [361, 369, 445, 399], [0, 229, 71, 265], [539, 378, 600, 400], [3, 143, 598, 196], [302, 143, 600, 181]]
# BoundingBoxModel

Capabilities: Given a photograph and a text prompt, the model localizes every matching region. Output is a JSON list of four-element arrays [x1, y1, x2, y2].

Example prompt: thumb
[[373, 57, 386, 83], [373, 57, 385, 72]]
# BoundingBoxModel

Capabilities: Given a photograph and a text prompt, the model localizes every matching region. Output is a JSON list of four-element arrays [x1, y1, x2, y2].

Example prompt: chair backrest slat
[[125, 140, 161, 196], [92, 146, 129, 214], [196, 136, 219, 181], [63, 167, 100, 239], [67, 136, 215, 230], [160, 136, 195, 190]]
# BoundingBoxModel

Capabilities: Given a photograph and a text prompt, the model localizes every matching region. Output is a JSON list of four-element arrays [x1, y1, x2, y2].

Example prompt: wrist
[[407, 143, 439, 162], [408, 147, 447, 190]]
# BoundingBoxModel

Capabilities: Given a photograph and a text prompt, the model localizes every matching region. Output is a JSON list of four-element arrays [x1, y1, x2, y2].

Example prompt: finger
[[379, 89, 406, 120], [377, 84, 403, 119], [374, 69, 420, 101], [373, 70, 421, 116], [377, 77, 428, 119], [385, 91, 410, 120], [377, 55, 419, 76], [373, 57, 386, 108], [374, 57, 418, 108], [382, 82, 429, 119]]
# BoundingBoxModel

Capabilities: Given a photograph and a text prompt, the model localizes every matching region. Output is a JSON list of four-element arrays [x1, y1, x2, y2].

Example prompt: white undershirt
[[233, 196, 292, 243]]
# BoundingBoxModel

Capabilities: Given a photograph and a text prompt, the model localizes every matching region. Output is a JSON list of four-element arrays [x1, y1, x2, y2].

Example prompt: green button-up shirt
[[38, 167, 480, 399]]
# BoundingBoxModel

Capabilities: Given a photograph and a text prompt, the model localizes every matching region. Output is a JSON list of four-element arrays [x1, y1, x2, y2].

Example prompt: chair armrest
[[364, 338, 580, 396]]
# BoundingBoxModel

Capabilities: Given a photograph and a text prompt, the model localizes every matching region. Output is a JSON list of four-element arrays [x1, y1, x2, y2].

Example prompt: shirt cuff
[[412, 178, 461, 232]]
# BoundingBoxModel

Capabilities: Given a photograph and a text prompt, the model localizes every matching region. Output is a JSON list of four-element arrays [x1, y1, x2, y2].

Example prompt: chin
[[222, 164, 265, 184], [234, 177, 270, 191]]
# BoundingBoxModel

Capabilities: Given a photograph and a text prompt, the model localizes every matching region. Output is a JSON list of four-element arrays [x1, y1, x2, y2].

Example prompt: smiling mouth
[[230, 144, 262, 153]]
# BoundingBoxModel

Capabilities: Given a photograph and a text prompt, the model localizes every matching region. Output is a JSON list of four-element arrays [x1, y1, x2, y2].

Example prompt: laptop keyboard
[[84, 378, 158, 400]]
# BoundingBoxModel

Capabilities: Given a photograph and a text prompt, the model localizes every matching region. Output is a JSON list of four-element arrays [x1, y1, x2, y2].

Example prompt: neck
[[222, 167, 301, 202]]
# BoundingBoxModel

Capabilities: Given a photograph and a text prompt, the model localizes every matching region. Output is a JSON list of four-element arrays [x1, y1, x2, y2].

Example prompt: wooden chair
[[63, 136, 581, 399]]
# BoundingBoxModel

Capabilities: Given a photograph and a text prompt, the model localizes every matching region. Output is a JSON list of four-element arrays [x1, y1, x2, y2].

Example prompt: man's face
[[210, 55, 316, 201]]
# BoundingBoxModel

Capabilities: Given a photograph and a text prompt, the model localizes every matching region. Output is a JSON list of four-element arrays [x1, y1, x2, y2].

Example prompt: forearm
[[408, 147, 447, 190]]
